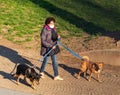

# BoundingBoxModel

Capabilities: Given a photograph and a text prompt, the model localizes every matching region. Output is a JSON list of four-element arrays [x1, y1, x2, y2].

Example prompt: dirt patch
[[61, 36, 118, 53]]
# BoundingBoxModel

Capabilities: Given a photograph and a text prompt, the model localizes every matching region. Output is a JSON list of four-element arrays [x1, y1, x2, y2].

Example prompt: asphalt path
[[0, 87, 39, 95]]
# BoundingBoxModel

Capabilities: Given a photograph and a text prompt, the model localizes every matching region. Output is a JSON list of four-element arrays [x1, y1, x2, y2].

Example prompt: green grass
[[0, 0, 120, 43]]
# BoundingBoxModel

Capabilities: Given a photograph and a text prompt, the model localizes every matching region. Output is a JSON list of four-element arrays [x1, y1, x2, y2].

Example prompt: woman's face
[[48, 21, 55, 28]]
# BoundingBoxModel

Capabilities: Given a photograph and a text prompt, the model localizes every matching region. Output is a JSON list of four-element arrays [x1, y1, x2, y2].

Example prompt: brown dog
[[76, 56, 103, 82]]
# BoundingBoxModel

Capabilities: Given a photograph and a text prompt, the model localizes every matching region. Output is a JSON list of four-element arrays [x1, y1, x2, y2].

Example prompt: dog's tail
[[10, 63, 20, 75], [82, 56, 89, 61]]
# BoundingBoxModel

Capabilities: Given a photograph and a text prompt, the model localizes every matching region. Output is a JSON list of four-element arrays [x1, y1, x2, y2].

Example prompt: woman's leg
[[40, 56, 49, 73], [51, 55, 63, 80], [51, 55, 58, 77]]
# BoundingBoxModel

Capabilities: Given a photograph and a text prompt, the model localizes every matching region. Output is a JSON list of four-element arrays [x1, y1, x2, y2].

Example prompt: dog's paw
[[74, 73, 80, 79], [31, 86, 35, 90], [88, 79, 91, 82], [77, 76, 80, 79], [17, 82, 20, 85]]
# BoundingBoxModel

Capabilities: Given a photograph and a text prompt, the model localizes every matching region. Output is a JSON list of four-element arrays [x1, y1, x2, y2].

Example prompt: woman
[[40, 17, 63, 80]]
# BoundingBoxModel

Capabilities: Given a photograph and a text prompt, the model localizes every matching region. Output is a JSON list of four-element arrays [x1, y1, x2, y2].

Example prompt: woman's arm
[[41, 29, 53, 48]]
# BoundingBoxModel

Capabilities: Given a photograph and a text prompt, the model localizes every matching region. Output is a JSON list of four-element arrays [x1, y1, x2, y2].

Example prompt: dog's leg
[[29, 78, 35, 89], [10, 63, 19, 75], [12, 74, 17, 78], [76, 71, 82, 79], [88, 72, 93, 82], [84, 69, 87, 78], [97, 73, 102, 82], [31, 81, 35, 89], [24, 76, 28, 83], [17, 75, 21, 85]]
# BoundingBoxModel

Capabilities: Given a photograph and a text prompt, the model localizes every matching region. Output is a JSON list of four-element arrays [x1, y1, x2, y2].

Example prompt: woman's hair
[[45, 17, 56, 25]]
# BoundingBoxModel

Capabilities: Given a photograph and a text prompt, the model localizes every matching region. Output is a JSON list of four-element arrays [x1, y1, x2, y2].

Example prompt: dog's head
[[33, 72, 41, 85], [26, 68, 41, 85], [92, 62, 104, 73]]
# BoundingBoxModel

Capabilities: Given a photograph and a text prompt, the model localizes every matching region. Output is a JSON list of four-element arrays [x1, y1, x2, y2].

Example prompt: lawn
[[0, 0, 120, 43]]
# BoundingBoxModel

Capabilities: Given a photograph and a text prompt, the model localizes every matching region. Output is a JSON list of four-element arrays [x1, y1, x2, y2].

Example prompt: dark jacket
[[40, 25, 60, 56]]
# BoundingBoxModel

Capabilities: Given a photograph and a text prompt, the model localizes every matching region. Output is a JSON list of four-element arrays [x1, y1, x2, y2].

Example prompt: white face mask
[[49, 25, 54, 28]]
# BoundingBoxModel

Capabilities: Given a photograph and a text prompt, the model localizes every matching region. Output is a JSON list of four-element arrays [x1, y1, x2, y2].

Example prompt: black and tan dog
[[75, 56, 103, 82], [11, 63, 41, 89]]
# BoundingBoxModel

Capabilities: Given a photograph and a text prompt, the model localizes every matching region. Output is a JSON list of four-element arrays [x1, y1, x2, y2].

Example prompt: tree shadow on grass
[[75, 0, 120, 41], [29, 0, 120, 41], [0, 45, 33, 66], [29, 0, 104, 33], [74, 0, 120, 22]]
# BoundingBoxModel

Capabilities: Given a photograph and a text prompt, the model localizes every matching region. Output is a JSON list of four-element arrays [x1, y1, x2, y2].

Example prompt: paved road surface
[[0, 87, 39, 95]]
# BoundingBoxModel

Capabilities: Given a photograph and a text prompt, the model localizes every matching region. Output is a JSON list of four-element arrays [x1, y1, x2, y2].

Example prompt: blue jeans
[[40, 55, 58, 77]]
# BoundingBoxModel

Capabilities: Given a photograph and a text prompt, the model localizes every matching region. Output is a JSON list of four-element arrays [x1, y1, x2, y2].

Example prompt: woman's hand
[[58, 35, 61, 39], [52, 46, 56, 49], [52, 35, 60, 49]]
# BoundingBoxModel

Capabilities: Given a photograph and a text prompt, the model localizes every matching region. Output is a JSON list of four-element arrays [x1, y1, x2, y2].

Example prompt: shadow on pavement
[[59, 64, 80, 76], [0, 71, 31, 87], [0, 45, 33, 66]]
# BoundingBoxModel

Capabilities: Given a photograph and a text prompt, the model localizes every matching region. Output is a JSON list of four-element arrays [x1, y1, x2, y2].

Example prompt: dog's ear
[[30, 65, 36, 69], [92, 64, 95, 68], [98, 62, 104, 68], [100, 62, 104, 65], [27, 68, 31, 73], [92, 63, 98, 68], [31, 66, 38, 71]]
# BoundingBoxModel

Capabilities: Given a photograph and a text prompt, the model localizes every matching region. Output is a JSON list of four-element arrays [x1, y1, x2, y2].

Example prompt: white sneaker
[[54, 76, 63, 81], [40, 72, 45, 79]]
